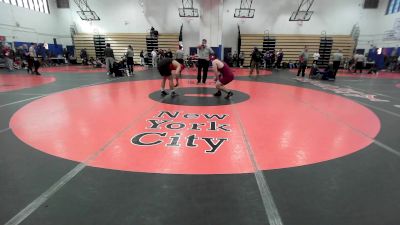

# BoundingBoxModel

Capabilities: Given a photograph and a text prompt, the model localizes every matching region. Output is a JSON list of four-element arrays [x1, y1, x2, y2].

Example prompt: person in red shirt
[[157, 58, 182, 96], [3, 45, 13, 71], [211, 55, 234, 99]]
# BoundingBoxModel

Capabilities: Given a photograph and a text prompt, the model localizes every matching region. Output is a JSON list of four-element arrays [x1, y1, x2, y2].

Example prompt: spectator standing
[[353, 53, 365, 74], [28, 43, 36, 74], [150, 26, 155, 38], [331, 49, 343, 79], [239, 51, 244, 68], [250, 47, 262, 75], [276, 49, 284, 69], [151, 48, 158, 67], [297, 46, 309, 77], [313, 51, 320, 64], [232, 51, 238, 67], [104, 43, 115, 75], [140, 50, 144, 66], [126, 45, 134, 74], [3, 45, 13, 71], [143, 49, 149, 67]]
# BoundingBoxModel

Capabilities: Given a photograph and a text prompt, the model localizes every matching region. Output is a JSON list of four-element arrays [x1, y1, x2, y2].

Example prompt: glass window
[[0, 0, 49, 13], [394, 0, 400, 13], [387, 0, 400, 15], [28, 0, 34, 9], [22, 0, 28, 8], [33, 0, 39, 11], [38, 0, 44, 12], [43, 0, 48, 13]]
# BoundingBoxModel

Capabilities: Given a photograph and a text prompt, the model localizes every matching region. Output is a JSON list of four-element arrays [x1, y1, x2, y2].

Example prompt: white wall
[[70, 0, 201, 53], [1, 0, 398, 52], [198, 0, 223, 47], [0, 0, 73, 46], [222, 0, 400, 51], [357, 0, 400, 49], [222, 0, 365, 51]]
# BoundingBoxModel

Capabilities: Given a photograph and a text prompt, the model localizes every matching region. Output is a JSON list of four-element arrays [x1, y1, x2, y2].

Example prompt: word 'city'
[[131, 111, 231, 153]]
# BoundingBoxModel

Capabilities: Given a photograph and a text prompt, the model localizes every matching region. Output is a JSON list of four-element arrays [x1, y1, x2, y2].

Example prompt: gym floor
[[0, 65, 399, 225]]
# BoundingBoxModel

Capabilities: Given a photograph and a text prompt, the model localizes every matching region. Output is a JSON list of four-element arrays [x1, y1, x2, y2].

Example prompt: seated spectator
[[80, 48, 88, 65], [309, 63, 334, 80], [89, 57, 95, 65], [232, 51, 238, 67], [94, 58, 102, 68], [165, 49, 173, 58], [224, 52, 233, 67], [388, 55, 398, 72], [366, 58, 378, 74], [2, 45, 14, 71], [270, 50, 276, 68], [288, 60, 295, 69]]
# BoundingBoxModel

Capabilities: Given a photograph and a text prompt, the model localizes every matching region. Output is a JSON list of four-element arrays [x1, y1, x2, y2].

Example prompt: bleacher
[[73, 33, 179, 65], [240, 34, 355, 67], [158, 33, 180, 51], [73, 33, 147, 64], [73, 34, 96, 63]]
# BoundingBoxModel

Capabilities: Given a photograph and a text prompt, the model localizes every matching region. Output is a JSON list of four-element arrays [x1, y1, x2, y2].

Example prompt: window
[[386, 0, 400, 15], [0, 0, 49, 14], [22, 0, 29, 8]]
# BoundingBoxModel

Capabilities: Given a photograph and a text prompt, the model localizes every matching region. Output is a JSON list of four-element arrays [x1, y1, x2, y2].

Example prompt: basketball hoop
[[297, 20, 303, 26]]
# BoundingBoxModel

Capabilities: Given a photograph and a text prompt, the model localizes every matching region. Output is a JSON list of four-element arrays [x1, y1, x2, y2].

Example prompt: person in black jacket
[[126, 45, 134, 74], [250, 47, 262, 76], [80, 48, 88, 65], [104, 43, 115, 75]]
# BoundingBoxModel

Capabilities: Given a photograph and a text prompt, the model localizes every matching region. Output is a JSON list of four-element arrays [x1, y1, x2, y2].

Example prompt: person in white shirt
[[297, 46, 309, 77], [239, 52, 245, 68], [151, 49, 158, 67], [332, 49, 343, 78], [313, 52, 320, 64], [28, 43, 40, 75], [353, 53, 366, 74]]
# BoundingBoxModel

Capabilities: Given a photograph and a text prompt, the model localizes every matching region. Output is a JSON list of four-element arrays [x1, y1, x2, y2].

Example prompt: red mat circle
[[10, 80, 380, 174], [0, 74, 56, 92]]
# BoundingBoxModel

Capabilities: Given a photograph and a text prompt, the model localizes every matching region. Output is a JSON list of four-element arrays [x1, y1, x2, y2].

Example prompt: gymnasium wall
[[70, 0, 397, 52], [222, 0, 398, 52], [1, 0, 398, 53], [69, 0, 201, 52], [0, 0, 72, 46], [357, 0, 400, 49]]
